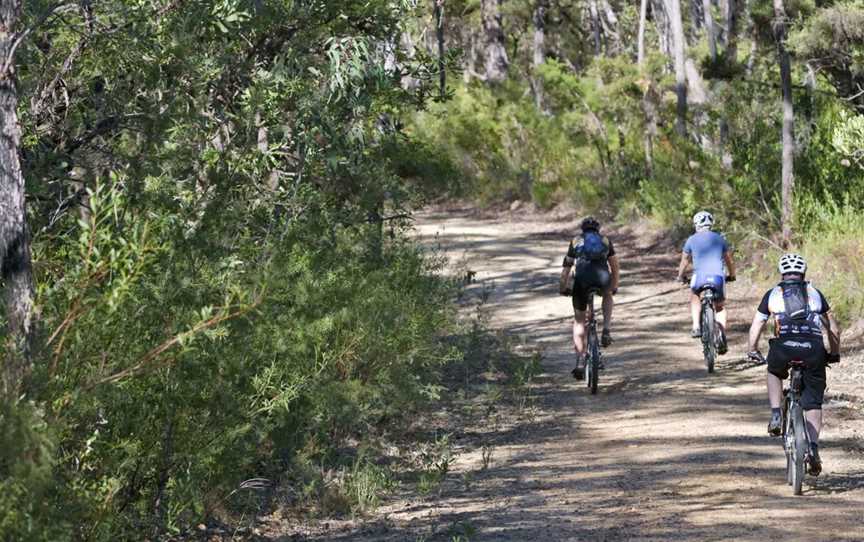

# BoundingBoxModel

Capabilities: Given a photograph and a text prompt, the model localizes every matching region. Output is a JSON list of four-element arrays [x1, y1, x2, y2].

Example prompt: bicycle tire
[[783, 397, 793, 486], [701, 304, 716, 373], [589, 330, 599, 395], [791, 404, 806, 495]]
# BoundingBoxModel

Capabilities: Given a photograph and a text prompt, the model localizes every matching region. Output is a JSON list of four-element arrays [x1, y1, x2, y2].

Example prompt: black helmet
[[580, 216, 600, 231]]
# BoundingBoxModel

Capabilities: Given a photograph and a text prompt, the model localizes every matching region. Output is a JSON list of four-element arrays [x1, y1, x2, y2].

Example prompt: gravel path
[[278, 207, 864, 542]]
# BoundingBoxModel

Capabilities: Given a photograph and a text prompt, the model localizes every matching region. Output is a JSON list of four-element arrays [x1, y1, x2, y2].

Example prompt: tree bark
[[480, 0, 509, 83], [588, 0, 603, 56], [651, 0, 672, 58], [638, 0, 649, 66], [433, 0, 446, 98], [0, 0, 35, 399], [666, 0, 688, 136], [702, 0, 717, 62], [773, 0, 794, 246], [531, 0, 548, 110], [721, 0, 738, 61], [599, 0, 621, 55]]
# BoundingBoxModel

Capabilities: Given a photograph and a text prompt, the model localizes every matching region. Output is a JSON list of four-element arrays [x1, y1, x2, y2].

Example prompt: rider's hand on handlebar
[[827, 352, 841, 364], [747, 350, 766, 364]]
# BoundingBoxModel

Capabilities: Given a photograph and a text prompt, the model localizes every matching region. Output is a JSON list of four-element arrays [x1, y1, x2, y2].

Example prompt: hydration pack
[[780, 279, 811, 322], [580, 231, 609, 262]]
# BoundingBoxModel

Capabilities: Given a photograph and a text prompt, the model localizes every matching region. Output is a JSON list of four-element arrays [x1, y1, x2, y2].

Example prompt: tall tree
[[0, 0, 34, 398], [638, 0, 649, 66], [667, 0, 689, 136], [480, 0, 509, 83], [773, 0, 795, 246], [434, 0, 446, 98], [702, 0, 718, 62], [531, 0, 548, 109]]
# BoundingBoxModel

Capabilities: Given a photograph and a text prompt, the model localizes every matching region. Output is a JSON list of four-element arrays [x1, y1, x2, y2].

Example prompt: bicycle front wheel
[[791, 404, 806, 495], [701, 304, 716, 373]]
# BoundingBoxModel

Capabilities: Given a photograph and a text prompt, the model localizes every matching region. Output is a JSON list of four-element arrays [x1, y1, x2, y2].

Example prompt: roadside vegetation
[[1, 0, 862, 539], [407, 0, 864, 326]]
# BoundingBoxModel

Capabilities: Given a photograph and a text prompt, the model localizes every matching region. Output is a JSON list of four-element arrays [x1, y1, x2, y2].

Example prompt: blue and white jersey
[[756, 282, 830, 337]]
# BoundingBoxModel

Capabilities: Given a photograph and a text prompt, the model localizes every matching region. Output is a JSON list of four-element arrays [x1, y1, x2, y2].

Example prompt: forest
[[0, 0, 862, 539]]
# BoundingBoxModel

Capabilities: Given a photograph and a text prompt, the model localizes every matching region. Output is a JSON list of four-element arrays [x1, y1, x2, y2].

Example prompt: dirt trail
[[290, 207, 864, 542]]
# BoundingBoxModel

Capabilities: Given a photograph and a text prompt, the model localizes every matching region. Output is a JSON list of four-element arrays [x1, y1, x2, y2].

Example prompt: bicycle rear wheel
[[783, 397, 793, 485], [588, 330, 599, 395], [791, 404, 806, 495], [701, 304, 716, 373]]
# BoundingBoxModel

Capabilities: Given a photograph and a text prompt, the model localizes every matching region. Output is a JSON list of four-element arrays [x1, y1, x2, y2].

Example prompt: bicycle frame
[[699, 287, 718, 373], [782, 363, 811, 495], [585, 291, 600, 395]]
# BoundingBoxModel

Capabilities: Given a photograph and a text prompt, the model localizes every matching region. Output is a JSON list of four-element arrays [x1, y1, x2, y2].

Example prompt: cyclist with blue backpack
[[676, 211, 736, 353], [746, 253, 841, 475], [560, 217, 620, 380]]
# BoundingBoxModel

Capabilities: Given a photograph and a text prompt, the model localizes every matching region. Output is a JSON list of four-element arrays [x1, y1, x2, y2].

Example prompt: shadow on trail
[[325, 214, 864, 542]]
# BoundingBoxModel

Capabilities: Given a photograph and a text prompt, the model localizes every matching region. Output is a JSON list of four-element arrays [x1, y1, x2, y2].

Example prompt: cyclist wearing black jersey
[[747, 253, 841, 475], [559, 217, 620, 379]]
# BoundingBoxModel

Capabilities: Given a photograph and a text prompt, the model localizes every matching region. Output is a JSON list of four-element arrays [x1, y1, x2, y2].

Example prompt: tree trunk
[[650, 0, 672, 57], [773, 0, 794, 246], [666, 0, 688, 136], [433, 0, 446, 98], [599, 0, 621, 55], [531, 0, 548, 110], [642, 83, 659, 176], [588, 0, 603, 56], [638, 0, 649, 66], [480, 0, 509, 83], [0, 0, 34, 399], [721, 0, 738, 61], [702, 0, 717, 62]]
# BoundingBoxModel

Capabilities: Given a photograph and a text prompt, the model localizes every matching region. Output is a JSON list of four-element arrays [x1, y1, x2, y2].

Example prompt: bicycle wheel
[[588, 330, 599, 395], [783, 397, 793, 485], [791, 404, 806, 495], [701, 304, 716, 373]]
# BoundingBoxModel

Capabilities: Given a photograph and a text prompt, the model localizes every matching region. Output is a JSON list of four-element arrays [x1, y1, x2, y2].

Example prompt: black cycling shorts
[[571, 262, 611, 312], [766, 336, 827, 410]]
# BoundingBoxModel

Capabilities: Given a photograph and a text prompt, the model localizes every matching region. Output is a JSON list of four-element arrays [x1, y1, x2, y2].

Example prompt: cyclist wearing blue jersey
[[560, 217, 620, 379], [675, 211, 736, 353]]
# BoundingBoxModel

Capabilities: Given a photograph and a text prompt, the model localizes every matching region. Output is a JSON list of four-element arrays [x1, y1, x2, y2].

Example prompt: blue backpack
[[580, 231, 609, 262]]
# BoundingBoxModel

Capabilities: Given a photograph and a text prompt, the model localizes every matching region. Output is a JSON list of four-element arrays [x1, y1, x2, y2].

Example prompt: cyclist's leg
[[572, 309, 587, 355], [800, 340, 828, 444], [689, 292, 701, 333], [571, 275, 590, 356], [766, 339, 790, 409]]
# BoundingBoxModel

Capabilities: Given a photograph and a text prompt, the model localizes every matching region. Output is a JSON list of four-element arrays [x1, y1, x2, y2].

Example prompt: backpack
[[779, 279, 811, 322], [580, 231, 609, 262]]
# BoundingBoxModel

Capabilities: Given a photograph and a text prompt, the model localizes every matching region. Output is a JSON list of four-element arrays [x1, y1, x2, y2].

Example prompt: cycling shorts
[[690, 273, 725, 301], [767, 336, 827, 410], [571, 262, 611, 312]]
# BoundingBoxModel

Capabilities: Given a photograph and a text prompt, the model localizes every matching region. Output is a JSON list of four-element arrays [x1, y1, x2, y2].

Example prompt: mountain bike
[[749, 351, 811, 495], [683, 275, 734, 373], [584, 289, 601, 395], [782, 360, 812, 495]]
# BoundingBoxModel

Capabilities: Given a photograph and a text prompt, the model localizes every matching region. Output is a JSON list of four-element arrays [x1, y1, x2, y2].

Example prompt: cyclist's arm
[[676, 251, 691, 280], [608, 254, 620, 290], [560, 255, 573, 292], [748, 312, 768, 352], [723, 251, 736, 278], [822, 311, 840, 355]]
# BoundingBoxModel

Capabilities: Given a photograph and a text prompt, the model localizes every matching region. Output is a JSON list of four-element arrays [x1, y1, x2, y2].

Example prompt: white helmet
[[778, 253, 807, 275], [693, 211, 714, 230]]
